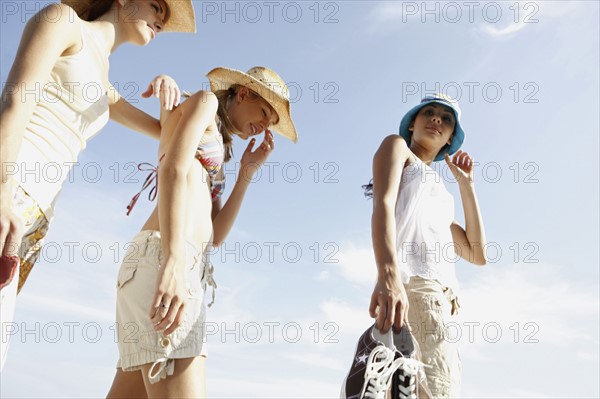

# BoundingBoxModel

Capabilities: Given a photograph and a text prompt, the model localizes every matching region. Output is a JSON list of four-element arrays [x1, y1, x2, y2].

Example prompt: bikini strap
[[125, 154, 165, 216]]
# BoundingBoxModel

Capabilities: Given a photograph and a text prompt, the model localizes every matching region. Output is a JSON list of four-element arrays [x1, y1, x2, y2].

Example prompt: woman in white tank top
[[0, 0, 196, 370], [366, 94, 488, 397]]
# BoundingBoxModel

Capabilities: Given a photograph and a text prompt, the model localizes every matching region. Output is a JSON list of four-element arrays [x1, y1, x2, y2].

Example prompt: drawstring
[[148, 357, 175, 383], [203, 261, 217, 308], [126, 154, 165, 216], [443, 287, 461, 315]]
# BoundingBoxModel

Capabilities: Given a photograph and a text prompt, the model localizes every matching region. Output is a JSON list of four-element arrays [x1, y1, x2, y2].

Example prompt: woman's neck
[[91, 8, 125, 53], [409, 143, 437, 166]]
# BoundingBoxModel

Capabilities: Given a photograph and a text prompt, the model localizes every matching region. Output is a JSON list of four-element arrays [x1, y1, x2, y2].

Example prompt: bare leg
[[141, 357, 206, 399], [106, 368, 148, 399]]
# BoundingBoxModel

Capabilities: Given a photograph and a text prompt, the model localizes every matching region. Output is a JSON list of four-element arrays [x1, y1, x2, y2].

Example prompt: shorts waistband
[[130, 230, 204, 258]]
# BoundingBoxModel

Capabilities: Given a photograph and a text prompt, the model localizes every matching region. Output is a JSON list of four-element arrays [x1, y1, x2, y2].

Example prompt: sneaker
[[391, 326, 430, 399], [341, 324, 404, 399]]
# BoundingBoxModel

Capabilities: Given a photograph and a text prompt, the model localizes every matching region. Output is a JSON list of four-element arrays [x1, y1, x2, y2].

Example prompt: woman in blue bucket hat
[[362, 93, 488, 397]]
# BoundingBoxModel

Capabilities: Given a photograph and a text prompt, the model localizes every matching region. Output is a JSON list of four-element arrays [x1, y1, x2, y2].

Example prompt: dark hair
[[74, 1, 171, 24], [362, 179, 374, 199], [72, 0, 114, 21]]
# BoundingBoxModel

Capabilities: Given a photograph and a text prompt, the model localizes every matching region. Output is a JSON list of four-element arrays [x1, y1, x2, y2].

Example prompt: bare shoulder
[[23, 3, 80, 47], [182, 90, 218, 112], [198, 90, 218, 106], [375, 135, 410, 160], [29, 3, 81, 30]]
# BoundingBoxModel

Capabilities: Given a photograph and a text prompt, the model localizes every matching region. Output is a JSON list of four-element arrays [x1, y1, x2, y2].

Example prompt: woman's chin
[[234, 131, 249, 140]]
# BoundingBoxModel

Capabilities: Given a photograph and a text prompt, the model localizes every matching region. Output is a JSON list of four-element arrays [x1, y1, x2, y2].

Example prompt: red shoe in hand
[[0, 256, 19, 290]]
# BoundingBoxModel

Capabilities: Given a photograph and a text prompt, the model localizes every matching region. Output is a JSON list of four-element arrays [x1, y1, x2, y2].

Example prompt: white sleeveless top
[[395, 159, 460, 294], [13, 21, 110, 219]]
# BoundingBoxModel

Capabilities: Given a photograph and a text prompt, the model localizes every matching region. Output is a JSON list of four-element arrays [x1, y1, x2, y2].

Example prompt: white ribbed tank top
[[13, 21, 110, 219], [395, 159, 460, 294]]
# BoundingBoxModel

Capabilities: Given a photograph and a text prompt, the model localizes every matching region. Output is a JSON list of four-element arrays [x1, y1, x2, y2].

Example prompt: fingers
[[375, 302, 386, 332], [368, 292, 379, 319], [393, 299, 409, 332], [141, 82, 154, 98], [149, 292, 171, 322], [143, 76, 180, 110], [160, 80, 180, 110], [150, 292, 185, 332], [174, 86, 181, 107], [382, 296, 395, 333], [454, 150, 473, 172], [261, 130, 275, 152], [444, 153, 453, 168], [447, 150, 474, 174], [163, 304, 186, 336], [245, 138, 257, 153], [154, 298, 185, 332]]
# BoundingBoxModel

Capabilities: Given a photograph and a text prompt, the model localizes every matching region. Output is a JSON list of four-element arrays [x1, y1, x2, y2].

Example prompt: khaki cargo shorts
[[115, 230, 216, 383]]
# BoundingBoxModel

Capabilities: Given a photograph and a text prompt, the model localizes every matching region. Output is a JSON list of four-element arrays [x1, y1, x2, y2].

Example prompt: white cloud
[[366, 0, 591, 39], [320, 298, 374, 337], [330, 242, 377, 289], [459, 263, 599, 350], [285, 351, 346, 372], [481, 21, 529, 38], [327, 242, 600, 397], [207, 376, 340, 398]]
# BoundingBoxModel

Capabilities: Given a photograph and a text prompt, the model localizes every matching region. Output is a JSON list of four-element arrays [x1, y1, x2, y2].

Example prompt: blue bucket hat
[[399, 93, 465, 161]]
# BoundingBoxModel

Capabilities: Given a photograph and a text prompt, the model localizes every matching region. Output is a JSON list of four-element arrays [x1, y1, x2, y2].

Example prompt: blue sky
[[1, 1, 598, 397]]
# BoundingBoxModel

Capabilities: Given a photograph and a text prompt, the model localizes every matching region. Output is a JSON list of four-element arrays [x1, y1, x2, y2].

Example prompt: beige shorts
[[406, 276, 461, 398], [115, 230, 216, 383]]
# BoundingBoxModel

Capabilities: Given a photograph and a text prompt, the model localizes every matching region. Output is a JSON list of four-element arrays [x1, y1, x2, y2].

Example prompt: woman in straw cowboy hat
[[0, 0, 196, 369], [107, 66, 297, 397], [362, 93, 487, 397]]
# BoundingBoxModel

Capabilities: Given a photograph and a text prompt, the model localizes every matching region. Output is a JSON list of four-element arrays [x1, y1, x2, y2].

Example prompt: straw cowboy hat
[[207, 67, 298, 143], [62, 0, 196, 33]]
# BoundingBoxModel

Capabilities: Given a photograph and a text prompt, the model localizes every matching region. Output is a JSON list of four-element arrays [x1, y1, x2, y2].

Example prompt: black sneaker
[[391, 326, 429, 399], [340, 324, 398, 399]]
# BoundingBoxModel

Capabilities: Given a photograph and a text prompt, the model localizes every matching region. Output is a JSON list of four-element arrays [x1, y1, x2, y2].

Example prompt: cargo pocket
[[116, 266, 137, 289], [418, 294, 449, 345], [139, 319, 197, 356]]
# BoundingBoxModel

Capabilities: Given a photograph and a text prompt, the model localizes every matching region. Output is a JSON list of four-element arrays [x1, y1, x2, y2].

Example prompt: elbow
[[474, 257, 487, 266], [211, 226, 223, 248], [211, 236, 223, 248], [160, 164, 188, 179], [472, 251, 488, 266]]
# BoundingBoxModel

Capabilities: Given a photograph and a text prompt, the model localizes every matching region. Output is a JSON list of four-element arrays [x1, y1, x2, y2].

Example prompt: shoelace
[[360, 347, 427, 399], [360, 346, 398, 399], [395, 357, 423, 398]]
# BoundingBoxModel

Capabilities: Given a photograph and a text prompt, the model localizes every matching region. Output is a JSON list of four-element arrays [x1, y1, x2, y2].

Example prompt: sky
[[1, 0, 599, 397]]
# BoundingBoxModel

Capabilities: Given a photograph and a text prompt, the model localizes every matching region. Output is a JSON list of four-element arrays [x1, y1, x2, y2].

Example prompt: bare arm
[[0, 4, 79, 255], [150, 91, 217, 335], [158, 91, 217, 262], [369, 135, 412, 333], [211, 132, 275, 247], [445, 151, 487, 265], [108, 75, 181, 140]]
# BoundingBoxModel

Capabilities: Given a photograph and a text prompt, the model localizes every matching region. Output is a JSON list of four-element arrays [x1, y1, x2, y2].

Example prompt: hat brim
[[61, 0, 196, 33], [207, 67, 298, 143], [399, 100, 465, 162]]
